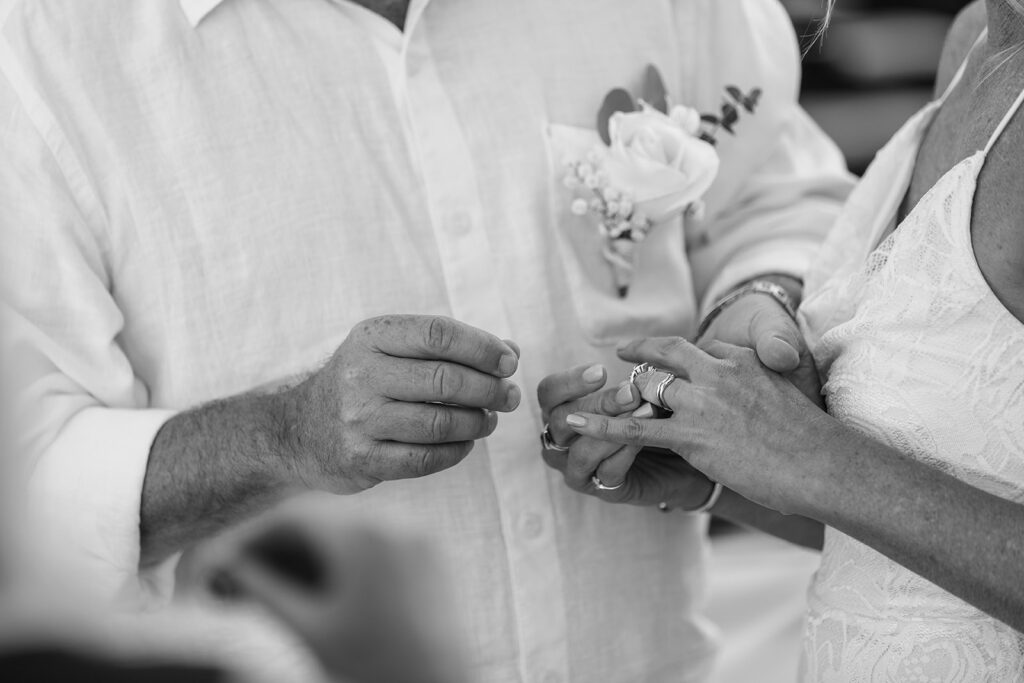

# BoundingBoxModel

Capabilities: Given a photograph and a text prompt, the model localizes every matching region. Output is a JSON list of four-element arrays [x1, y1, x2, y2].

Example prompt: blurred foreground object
[[184, 496, 466, 683]]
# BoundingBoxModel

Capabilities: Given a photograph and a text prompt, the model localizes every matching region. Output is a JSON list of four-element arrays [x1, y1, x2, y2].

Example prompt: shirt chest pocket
[[543, 122, 699, 346]]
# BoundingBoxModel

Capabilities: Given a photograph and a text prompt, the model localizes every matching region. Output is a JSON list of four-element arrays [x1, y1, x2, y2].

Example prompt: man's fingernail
[[615, 382, 635, 405], [582, 364, 605, 383], [768, 337, 800, 363], [498, 353, 518, 377], [633, 403, 656, 419], [505, 384, 522, 411], [503, 340, 521, 358], [566, 414, 587, 428], [486, 410, 499, 429]]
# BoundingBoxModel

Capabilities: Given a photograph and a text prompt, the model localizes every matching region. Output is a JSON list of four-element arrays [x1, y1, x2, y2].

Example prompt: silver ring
[[540, 424, 570, 452], [591, 474, 624, 491], [655, 373, 676, 412], [630, 362, 657, 383]]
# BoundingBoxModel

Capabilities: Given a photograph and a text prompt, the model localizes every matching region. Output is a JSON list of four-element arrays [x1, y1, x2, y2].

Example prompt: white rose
[[603, 106, 719, 223]]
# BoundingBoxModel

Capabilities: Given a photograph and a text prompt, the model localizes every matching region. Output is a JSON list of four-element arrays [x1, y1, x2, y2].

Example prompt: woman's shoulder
[[935, 1, 988, 97]]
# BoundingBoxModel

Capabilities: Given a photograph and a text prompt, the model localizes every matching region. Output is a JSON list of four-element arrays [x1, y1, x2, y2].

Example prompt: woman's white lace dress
[[796, 34, 1024, 682]]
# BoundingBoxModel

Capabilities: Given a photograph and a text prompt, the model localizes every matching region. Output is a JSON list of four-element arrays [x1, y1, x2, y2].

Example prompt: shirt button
[[521, 513, 544, 539]]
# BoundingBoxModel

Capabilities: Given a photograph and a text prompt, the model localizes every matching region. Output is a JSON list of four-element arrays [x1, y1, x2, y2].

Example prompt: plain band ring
[[655, 373, 676, 412], [592, 474, 624, 491], [541, 424, 571, 452]]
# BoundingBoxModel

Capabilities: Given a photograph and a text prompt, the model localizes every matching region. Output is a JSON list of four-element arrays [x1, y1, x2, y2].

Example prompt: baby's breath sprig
[[563, 154, 651, 242]]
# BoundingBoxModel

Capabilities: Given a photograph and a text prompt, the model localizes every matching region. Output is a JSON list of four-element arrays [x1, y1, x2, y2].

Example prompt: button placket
[[401, 30, 569, 683]]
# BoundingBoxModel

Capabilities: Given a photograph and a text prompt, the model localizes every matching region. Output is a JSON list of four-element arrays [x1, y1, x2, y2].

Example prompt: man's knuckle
[[406, 448, 435, 476], [431, 363, 460, 399], [425, 316, 457, 354], [428, 409, 455, 442]]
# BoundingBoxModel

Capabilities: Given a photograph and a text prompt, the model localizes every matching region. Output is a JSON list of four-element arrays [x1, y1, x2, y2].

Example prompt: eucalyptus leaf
[[597, 88, 636, 145], [641, 64, 670, 114]]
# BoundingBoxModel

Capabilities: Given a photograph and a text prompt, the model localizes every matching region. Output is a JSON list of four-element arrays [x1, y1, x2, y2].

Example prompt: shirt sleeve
[[682, 0, 857, 314], [0, 40, 175, 602]]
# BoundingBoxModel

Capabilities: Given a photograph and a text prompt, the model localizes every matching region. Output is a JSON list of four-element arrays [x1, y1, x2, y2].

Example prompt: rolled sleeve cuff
[[27, 406, 177, 603], [700, 239, 821, 317]]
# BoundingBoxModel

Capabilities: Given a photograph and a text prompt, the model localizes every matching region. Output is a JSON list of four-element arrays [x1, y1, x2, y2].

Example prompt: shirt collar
[[179, 0, 226, 27]]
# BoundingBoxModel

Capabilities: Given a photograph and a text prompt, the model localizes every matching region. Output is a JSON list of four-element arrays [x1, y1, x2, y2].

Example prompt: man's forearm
[[713, 488, 824, 551], [140, 389, 301, 568]]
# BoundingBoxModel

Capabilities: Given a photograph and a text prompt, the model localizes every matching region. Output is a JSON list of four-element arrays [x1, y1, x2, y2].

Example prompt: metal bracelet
[[696, 279, 798, 341]]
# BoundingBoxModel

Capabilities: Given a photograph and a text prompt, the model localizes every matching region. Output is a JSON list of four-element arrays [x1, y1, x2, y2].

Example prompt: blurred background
[[706, 3, 973, 683], [790, 0, 974, 173]]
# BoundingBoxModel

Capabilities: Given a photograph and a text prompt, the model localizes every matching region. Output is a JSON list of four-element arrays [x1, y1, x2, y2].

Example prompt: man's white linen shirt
[[0, 1, 852, 681]]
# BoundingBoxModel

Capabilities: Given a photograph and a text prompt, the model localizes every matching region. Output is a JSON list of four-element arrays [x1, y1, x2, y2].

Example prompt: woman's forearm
[[713, 488, 824, 550], [807, 421, 1024, 631]]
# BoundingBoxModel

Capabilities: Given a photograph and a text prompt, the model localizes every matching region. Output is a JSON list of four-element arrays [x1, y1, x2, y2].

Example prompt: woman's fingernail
[[566, 414, 588, 428], [615, 382, 635, 405], [582, 364, 605, 383], [633, 403, 656, 419]]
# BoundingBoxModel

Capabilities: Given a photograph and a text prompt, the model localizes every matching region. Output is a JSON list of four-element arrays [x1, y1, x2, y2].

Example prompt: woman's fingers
[[547, 381, 641, 445], [565, 412, 678, 450], [537, 364, 607, 421], [631, 371, 681, 410], [616, 337, 713, 380]]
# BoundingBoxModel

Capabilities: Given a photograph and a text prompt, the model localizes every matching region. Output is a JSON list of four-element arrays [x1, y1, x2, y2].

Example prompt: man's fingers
[[594, 446, 641, 490], [546, 381, 640, 445], [747, 305, 803, 373], [540, 447, 568, 474], [364, 315, 519, 378], [563, 436, 629, 490], [379, 358, 521, 412], [565, 412, 677, 450], [537, 364, 607, 418], [616, 337, 710, 380], [375, 441, 476, 480], [375, 404, 497, 444]]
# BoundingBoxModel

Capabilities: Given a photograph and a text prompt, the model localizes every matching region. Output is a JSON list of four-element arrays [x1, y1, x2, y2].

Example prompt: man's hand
[[284, 315, 521, 493], [140, 315, 519, 566], [699, 278, 823, 408]]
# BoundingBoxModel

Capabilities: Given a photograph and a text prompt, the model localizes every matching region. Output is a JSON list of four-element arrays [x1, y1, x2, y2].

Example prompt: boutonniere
[[563, 65, 762, 297]]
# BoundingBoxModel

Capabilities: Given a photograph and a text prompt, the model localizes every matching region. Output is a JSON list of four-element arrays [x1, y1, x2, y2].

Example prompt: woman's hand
[[537, 364, 719, 508], [565, 338, 838, 516], [698, 284, 824, 409]]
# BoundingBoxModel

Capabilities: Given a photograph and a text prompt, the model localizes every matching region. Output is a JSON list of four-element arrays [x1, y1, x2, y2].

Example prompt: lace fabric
[[796, 34, 1024, 683]]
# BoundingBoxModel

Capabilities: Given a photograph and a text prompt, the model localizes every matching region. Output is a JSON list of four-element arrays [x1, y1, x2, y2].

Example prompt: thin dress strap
[[939, 29, 988, 103], [984, 81, 1024, 155]]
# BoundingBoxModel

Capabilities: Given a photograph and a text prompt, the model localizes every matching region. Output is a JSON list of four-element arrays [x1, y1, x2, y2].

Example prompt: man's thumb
[[751, 310, 802, 373]]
